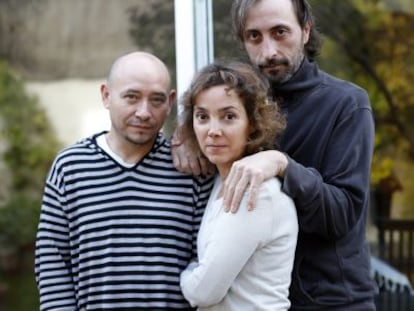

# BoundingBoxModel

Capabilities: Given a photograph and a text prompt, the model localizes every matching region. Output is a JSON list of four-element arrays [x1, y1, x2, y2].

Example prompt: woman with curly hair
[[178, 61, 298, 310]]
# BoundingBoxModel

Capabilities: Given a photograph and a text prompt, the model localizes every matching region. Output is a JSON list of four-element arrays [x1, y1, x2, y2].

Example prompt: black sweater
[[275, 59, 377, 310]]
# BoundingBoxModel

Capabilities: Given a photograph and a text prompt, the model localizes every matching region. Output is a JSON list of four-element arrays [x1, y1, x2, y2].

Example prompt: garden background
[[0, 0, 413, 310]]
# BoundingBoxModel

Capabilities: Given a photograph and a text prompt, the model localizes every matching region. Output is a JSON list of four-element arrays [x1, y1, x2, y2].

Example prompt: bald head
[[100, 51, 176, 160], [107, 51, 171, 90]]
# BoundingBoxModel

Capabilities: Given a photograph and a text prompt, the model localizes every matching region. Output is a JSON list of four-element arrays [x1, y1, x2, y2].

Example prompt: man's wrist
[[276, 152, 289, 177]]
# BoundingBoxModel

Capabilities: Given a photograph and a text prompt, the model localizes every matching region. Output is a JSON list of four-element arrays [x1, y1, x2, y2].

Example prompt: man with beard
[[172, 0, 377, 310]]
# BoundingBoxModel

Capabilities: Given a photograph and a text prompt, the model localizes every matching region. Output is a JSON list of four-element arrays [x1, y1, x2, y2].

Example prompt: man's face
[[243, 0, 310, 84], [102, 60, 174, 151]]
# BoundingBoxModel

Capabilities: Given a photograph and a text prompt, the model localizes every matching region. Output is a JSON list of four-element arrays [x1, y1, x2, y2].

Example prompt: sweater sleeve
[[191, 176, 214, 260], [282, 89, 375, 239], [180, 188, 273, 307], [35, 163, 78, 311]]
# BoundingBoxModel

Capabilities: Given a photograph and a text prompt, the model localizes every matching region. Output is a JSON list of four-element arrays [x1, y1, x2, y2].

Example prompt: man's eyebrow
[[121, 89, 140, 95], [152, 91, 167, 97], [119, 89, 167, 99]]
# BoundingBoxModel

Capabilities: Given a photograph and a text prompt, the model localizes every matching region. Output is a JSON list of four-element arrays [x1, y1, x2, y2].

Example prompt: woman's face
[[193, 85, 251, 178]]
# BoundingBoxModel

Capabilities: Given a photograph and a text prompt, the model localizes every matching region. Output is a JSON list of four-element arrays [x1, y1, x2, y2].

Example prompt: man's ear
[[303, 22, 311, 45], [101, 84, 110, 109], [167, 89, 177, 113]]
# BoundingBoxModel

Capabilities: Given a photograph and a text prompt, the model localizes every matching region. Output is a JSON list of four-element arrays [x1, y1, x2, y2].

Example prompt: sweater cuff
[[281, 156, 320, 202]]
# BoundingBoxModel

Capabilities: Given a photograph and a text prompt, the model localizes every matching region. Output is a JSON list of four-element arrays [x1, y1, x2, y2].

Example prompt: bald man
[[35, 52, 213, 310]]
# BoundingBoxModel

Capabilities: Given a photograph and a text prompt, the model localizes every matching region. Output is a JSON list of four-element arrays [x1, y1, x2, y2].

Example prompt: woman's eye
[[195, 112, 208, 121]]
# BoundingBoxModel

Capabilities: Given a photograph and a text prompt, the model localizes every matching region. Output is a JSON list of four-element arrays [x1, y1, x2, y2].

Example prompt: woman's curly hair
[[178, 61, 286, 157]]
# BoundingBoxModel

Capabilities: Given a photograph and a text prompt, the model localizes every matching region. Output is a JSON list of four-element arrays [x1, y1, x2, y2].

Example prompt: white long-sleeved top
[[180, 176, 298, 311]]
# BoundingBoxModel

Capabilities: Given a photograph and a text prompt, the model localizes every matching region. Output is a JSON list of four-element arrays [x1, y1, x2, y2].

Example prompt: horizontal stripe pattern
[[35, 132, 212, 310]]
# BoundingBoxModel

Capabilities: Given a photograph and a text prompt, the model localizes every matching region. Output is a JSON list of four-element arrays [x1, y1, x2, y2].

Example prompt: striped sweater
[[35, 132, 213, 310]]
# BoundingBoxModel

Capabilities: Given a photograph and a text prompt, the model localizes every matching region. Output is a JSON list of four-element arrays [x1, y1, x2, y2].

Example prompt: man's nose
[[261, 37, 278, 60], [135, 101, 151, 119]]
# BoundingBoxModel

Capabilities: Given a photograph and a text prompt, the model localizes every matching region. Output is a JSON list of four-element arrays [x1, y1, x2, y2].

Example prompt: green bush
[[0, 195, 40, 250], [0, 61, 60, 192], [0, 60, 60, 266]]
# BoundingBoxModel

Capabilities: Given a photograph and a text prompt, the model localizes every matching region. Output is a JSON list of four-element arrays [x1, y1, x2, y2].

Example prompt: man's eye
[[273, 28, 288, 38], [246, 31, 261, 42], [151, 97, 166, 106], [126, 94, 138, 101]]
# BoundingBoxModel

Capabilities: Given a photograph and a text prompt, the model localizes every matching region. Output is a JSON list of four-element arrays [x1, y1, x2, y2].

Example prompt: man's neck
[[105, 132, 154, 164]]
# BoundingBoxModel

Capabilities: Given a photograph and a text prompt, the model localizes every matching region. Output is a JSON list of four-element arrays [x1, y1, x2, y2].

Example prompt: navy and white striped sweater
[[35, 132, 213, 310]]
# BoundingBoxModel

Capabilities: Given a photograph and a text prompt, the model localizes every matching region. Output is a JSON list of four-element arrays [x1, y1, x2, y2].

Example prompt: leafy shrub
[[0, 61, 60, 259], [0, 195, 40, 250]]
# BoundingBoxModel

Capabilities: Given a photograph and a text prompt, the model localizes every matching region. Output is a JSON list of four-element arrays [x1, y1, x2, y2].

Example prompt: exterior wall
[[0, 0, 148, 80]]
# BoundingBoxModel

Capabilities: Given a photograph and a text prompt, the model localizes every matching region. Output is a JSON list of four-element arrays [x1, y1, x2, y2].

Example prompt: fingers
[[230, 173, 250, 213], [246, 172, 264, 211], [199, 156, 216, 176], [223, 160, 264, 213], [189, 154, 217, 177], [223, 161, 248, 213], [172, 145, 191, 174], [188, 154, 202, 176], [172, 144, 193, 175], [172, 143, 214, 176]]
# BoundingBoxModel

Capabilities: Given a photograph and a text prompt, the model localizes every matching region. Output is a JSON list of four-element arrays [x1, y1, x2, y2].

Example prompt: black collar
[[270, 58, 323, 107]]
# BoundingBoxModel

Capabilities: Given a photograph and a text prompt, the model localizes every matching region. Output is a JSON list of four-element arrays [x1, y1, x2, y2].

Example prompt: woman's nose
[[207, 120, 222, 137]]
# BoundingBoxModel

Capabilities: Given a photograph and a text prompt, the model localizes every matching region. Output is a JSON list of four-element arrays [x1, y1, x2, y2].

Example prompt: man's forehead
[[109, 54, 170, 88], [246, 0, 297, 25]]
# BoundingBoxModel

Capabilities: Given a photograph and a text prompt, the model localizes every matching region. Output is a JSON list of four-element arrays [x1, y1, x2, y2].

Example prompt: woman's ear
[[248, 123, 255, 136]]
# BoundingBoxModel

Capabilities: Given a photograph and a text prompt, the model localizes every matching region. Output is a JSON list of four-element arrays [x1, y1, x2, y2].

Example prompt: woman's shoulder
[[259, 178, 296, 214], [260, 177, 283, 197]]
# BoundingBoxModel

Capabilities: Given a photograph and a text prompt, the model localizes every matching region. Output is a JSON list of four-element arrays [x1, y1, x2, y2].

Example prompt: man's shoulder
[[318, 70, 371, 110], [53, 134, 100, 165], [59, 136, 96, 154], [320, 70, 367, 96]]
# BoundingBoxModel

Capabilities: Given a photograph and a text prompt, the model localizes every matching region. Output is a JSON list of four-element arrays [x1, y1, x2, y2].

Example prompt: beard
[[258, 57, 291, 84], [256, 50, 305, 86]]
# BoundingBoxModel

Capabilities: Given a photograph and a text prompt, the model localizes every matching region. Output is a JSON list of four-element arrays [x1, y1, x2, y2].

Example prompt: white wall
[[26, 79, 111, 146]]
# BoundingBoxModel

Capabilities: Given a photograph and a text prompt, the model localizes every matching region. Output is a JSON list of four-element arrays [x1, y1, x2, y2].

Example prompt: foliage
[[0, 61, 60, 192], [309, 0, 414, 184], [0, 0, 43, 71], [0, 195, 40, 250], [127, 0, 175, 83], [0, 61, 60, 253], [212, 0, 247, 62]]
